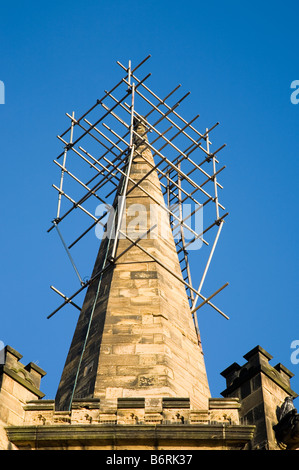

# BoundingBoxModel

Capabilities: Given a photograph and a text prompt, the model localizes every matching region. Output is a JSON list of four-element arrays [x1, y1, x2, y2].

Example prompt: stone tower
[[55, 118, 210, 412], [221, 346, 299, 450]]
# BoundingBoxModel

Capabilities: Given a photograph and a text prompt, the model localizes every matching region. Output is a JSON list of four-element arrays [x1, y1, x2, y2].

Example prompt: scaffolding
[[47, 56, 229, 332]]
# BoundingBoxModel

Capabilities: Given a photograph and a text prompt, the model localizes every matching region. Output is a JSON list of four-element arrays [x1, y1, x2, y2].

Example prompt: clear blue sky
[[1, 0, 298, 400]]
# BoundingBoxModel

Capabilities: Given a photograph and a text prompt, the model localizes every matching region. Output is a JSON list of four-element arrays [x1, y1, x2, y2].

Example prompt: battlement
[[21, 396, 242, 426], [3, 345, 46, 392], [221, 345, 296, 399], [0, 345, 46, 424], [221, 345, 297, 450], [0, 345, 46, 449]]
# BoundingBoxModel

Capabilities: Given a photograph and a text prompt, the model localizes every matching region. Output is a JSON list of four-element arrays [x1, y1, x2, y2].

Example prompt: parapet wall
[[6, 396, 255, 450], [0, 345, 46, 450], [22, 396, 242, 426]]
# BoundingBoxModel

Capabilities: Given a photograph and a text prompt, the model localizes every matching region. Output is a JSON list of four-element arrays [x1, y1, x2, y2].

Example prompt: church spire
[[55, 116, 210, 411]]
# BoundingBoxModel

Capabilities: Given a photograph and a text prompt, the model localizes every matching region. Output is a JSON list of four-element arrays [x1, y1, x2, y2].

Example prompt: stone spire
[[55, 118, 211, 411]]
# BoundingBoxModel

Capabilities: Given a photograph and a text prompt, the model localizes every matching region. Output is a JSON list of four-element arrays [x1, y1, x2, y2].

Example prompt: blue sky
[[1, 0, 299, 400]]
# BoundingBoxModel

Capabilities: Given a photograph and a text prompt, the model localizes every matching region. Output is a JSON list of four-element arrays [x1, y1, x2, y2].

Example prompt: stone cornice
[[6, 423, 255, 449]]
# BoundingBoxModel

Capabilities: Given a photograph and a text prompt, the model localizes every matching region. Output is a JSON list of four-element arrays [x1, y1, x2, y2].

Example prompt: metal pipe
[[190, 283, 229, 319], [207, 129, 220, 219], [84, 116, 124, 151], [56, 111, 75, 219], [68, 210, 109, 250], [50, 285, 81, 311], [53, 159, 108, 206], [110, 83, 136, 261], [116, 54, 151, 74], [54, 222, 84, 286], [177, 213, 229, 254], [52, 184, 98, 222], [191, 220, 224, 310], [65, 112, 121, 158]]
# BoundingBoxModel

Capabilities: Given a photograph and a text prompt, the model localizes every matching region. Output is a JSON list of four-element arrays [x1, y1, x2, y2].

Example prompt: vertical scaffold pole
[[110, 81, 135, 261], [191, 219, 224, 311], [56, 111, 75, 220], [207, 128, 219, 220]]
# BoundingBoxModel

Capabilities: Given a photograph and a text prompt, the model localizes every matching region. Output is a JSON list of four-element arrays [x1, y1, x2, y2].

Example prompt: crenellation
[[9, 395, 247, 428], [221, 346, 298, 449]]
